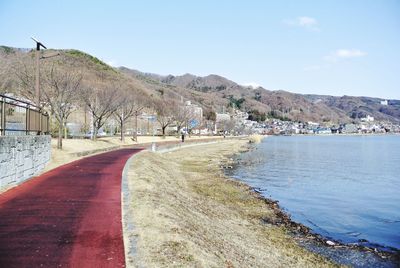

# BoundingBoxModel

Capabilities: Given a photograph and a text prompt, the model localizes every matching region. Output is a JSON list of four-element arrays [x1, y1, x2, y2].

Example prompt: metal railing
[[0, 94, 49, 136]]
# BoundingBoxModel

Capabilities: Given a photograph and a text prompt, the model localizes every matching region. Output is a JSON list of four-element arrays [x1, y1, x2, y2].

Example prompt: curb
[[121, 152, 143, 268]]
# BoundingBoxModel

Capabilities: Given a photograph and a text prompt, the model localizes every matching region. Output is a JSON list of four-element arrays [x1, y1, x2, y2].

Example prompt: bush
[[248, 109, 266, 122], [248, 134, 263, 144], [228, 96, 245, 109]]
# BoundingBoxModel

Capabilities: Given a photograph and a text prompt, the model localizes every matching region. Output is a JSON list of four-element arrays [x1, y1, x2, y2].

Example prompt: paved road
[[0, 148, 142, 268]]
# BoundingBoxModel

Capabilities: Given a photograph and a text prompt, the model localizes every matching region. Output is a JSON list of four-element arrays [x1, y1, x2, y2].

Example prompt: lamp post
[[31, 37, 47, 107]]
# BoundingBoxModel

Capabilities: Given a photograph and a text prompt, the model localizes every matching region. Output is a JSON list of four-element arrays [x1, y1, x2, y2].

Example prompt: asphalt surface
[[0, 148, 142, 268]]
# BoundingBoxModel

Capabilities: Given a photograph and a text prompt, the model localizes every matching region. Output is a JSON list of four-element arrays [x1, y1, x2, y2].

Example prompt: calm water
[[231, 135, 400, 250]]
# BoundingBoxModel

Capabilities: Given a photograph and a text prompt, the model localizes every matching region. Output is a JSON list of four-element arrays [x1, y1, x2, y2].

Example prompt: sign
[[189, 119, 199, 128]]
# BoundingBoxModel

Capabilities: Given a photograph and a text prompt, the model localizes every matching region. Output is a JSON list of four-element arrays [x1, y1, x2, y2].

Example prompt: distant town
[[215, 108, 400, 136], [64, 99, 400, 137]]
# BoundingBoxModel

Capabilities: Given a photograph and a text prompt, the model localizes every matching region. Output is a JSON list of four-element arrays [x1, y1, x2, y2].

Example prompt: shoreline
[[227, 142, 400, 267], [273, 132, 400, 137], [124, 138, 399, 267], [124, 138, 337, 267], [243, 181, 400, 265]]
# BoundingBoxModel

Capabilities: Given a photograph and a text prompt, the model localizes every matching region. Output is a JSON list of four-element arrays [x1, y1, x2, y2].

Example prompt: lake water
[[230, 135, 400, 250]]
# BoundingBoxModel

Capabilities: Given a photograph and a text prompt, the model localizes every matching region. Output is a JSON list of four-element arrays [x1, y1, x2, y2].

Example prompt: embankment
[[123, 139, 336, 267]]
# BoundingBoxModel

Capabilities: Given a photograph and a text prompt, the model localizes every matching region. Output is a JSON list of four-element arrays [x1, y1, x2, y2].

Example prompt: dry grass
[[43, 135, 223, 173], [125, 140, 337, 268], [248, 134, 263, 144]]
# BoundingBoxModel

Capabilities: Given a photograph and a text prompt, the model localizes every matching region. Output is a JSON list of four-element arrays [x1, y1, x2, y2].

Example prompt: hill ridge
[[1, 45, 399, 123]]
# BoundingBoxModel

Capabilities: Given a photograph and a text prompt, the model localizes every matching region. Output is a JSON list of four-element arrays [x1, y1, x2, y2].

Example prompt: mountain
[[129, 69, 400, 123], [119, 68, 339, 122], [304, 95, 400, 123], [1, 45, 399, 124], [161, 74, 239, 92]]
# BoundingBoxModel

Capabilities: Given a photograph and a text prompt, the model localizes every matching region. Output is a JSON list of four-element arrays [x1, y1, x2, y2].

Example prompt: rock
[[326, 240, 336, 246]]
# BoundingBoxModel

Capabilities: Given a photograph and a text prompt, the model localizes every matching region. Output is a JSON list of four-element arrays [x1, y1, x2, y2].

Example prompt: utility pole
[[31, 37, 47, 107]]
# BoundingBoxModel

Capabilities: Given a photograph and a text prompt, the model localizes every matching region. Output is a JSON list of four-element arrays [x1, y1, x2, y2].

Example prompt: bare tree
[[155, 99, 175, 137], [82, 83, 120, 140], [204, 109, 216, 135], [1, 48, 29, 95], [14, 56, 82, 149], [41, 65, 82, 148], [132, 106, 144, 141], [12, 56, 37, 101], [224, 118, 237, 135], [113, 88, 138, 142], [172, 100, 192, 135], [131, 92, 151, 142], [0, 63, 16, 94]]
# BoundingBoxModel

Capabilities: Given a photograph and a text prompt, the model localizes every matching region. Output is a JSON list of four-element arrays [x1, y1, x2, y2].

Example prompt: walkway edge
[[121, 152, 143, 268], [155, 141, 219, 153]]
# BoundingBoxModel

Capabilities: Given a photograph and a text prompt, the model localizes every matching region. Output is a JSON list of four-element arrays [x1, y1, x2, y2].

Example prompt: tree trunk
[[134, 114, 138, 142], [162, 126, 166, 137], [57, 121, 63, 149], [93, 122, 98, 141], [120, 121, 124, 142], [64, 122, 68, 139]]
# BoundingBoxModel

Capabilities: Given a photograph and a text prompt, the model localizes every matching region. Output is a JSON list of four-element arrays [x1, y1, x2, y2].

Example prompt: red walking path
[[0, 148, 142, 268]]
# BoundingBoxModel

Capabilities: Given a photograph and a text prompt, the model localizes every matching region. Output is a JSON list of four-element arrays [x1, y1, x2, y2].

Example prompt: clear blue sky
[[1, 0, 399, 99]]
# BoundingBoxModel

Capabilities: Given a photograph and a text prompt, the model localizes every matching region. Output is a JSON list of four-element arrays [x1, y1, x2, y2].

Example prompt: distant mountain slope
[[161, 73, 239, 92], [145, 70, 400, 123], [304, 95, 400, 123], [119, 68, 342, 122], [1, 45, 399, 124]]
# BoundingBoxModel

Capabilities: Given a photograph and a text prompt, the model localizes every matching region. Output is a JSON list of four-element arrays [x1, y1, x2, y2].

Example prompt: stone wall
[[0, 135, 51, 193]]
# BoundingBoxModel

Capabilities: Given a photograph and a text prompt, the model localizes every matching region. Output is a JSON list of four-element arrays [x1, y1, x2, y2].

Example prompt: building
[[184, 101, 203, 121], [182, 101, 203, 131], [315, 127, 332, 134], [380, 100, 388, 106], [361, 115, 374, 122], [216, 113, 231, 122], [342, 123, 358, 133]]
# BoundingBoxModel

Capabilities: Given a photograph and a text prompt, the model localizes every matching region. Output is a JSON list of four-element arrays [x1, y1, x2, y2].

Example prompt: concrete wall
[[0, 135, 51, 193]]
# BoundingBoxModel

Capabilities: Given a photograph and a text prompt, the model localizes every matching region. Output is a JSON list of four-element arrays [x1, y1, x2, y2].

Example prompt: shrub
[[248, 134, 263, 144]]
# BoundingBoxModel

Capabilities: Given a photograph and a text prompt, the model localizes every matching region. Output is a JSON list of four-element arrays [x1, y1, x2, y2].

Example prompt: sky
[[0, 0, 399, 99]]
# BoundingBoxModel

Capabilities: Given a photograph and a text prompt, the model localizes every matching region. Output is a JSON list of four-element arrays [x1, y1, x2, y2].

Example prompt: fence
[[0, 94, 49, 135]]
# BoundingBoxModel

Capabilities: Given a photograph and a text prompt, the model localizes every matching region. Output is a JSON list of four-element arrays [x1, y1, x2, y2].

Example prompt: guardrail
[[0, 94, 49, 135]]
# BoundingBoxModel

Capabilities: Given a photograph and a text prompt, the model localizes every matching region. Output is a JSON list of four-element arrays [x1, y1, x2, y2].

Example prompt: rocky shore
[[225, 142, 400, 268]]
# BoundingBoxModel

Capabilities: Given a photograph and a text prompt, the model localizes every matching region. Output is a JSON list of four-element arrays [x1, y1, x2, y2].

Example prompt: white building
[[216, 113, 231, 122], [184, 101, 203, 120], [380, 100, 388, 106], [307, 121, 319, 127], [361, 115, 374, 122]]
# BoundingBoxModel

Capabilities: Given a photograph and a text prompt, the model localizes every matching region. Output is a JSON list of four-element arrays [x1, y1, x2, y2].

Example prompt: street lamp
[[31, 37, 47, 107]]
